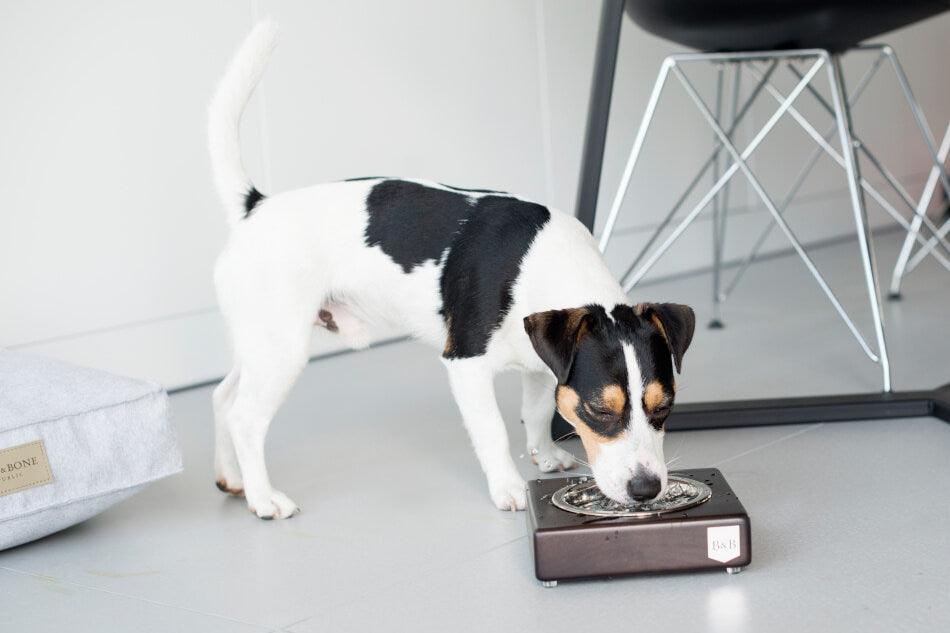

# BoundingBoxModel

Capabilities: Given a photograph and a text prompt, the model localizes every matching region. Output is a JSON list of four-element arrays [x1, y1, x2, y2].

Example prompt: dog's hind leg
[[443, 357, 526, 511], [213, 367, 244, 495], [223, 278, 318, 519], [521, 371, 577, 473], [227, 328, 309, 519]]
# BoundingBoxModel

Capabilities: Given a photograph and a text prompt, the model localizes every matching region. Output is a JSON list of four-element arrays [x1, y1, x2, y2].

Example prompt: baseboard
[[7, 309, 403, 392]]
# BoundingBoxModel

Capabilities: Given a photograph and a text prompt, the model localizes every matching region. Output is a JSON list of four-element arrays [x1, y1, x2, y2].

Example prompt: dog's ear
[[636, 303, 695, 374], [523, 308, 591, 384]]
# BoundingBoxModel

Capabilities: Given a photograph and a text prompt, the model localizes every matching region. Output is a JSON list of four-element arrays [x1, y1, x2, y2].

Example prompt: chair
[[594, 0, 950, 392]]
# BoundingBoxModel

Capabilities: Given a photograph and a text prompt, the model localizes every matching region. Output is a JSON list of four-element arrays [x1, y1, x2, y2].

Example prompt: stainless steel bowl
[[551, 475, 712, 518]]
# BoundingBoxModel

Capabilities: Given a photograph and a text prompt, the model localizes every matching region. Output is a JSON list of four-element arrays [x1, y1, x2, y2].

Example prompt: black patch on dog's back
[[364, 180, 472, 273], [362, 179, 550, 357], [441, 197, 550, 358], [243, 187, 265, 219]]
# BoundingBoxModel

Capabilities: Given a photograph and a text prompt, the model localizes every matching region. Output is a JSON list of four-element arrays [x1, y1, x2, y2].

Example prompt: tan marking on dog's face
[[556, 385, 622, 465], [601, 384, 626, 416], [643, 380, 666, 413]]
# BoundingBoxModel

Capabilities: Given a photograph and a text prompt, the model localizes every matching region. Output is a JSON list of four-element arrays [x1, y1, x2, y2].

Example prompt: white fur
[[521, 371, 577, 472], [208, 21, 663, 518], [208, 19, 279, 226], [587, 344, 668, 504]]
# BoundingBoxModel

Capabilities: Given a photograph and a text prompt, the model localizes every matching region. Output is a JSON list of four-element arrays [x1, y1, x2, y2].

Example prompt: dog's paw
[[214, 455, 244, 496], [246, 489, 299, 520], [489, 475, 527, 511], [531, 445, 578, 472], [215, 478, 244, 497]]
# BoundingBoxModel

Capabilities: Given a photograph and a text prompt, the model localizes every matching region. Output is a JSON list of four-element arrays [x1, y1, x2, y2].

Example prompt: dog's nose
[[627, 471, 661, 502]]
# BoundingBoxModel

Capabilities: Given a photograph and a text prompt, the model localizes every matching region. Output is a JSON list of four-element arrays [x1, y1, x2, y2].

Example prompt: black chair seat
[[625, 0, 949, 53]]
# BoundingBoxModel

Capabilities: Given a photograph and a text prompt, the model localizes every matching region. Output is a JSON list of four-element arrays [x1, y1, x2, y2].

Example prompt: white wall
[[2, 1, 948, 389]]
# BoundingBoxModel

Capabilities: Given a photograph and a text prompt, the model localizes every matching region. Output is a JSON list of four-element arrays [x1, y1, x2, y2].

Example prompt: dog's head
[[524, 303, 695, 504]]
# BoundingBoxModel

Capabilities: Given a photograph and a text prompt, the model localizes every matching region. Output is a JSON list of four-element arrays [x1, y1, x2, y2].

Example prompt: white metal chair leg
[[622, 57, 826, 292], [721, 53, 885, 300], [882, 47, 950, 201], [857, 140, 950, 261], [670, 59, 881, 364], [826, 55, 891, 391], [710, 64, 741, 329], [710, 65, 726, 328], [904, 201, 950, 275], [599, 59, 673, 253], [717, 48, 950, 305], [615, 63, 778, 284], [749, 64, 950, 274], [890, 121, 950, 295], [782, 61, 950, 265]]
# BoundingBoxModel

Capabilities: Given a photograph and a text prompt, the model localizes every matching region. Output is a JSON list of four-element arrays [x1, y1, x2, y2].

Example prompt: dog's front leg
[[443, 358, 526, 511], [521, 371, 577, 472]]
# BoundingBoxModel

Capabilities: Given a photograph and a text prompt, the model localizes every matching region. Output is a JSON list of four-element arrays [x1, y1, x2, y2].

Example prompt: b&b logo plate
[[707, 525, 741, 563]]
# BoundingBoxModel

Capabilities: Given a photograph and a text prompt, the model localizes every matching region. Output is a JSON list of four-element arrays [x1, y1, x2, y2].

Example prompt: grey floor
[[3, 231, 950, 632]]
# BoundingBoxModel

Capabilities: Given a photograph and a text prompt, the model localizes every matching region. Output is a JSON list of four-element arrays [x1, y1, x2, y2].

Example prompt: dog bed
[[0, 351, 182, 550]]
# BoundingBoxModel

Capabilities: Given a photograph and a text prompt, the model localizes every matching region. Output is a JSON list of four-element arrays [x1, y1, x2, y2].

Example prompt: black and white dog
[[209, 21, 695, 519]]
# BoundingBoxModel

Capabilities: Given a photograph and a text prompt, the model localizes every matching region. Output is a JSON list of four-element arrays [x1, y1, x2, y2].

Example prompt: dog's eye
[[650, 404, 671, 422], [583, 403, 619, 421]]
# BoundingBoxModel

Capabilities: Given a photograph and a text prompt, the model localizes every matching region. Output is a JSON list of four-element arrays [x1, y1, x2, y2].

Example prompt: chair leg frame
[[826, 54, 891, 391], [709, 65, 725, 327], [708, 65, 742, 328], [718, 49, 950, 299], [721, 53, 887, 300], [890, 121, 950, 293], [729, 46, 950, 300], [612, 63, 779, 284], [597, 47, 900, 391], [755, 62, 950, 270]]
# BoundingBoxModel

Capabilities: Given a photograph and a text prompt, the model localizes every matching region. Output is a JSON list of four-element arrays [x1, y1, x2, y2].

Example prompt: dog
[[208, 21, 695, 519]]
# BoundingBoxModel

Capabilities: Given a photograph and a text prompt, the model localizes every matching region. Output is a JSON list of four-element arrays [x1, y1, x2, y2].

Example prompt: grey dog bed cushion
[[0, 351, 182, 550]]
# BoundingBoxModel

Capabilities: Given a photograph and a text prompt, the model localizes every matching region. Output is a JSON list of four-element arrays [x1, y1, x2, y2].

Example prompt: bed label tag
[[0, 440, 54, 497], [707, 525, 741, 563]]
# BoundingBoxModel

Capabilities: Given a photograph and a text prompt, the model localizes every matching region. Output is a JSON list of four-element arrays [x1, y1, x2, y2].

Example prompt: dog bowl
[[551, 475, 712, 518], [527, 469, 751, 586]]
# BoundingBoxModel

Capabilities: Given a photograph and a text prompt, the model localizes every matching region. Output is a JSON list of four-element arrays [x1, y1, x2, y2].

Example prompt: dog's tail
[[208, 19, 278, 227]]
